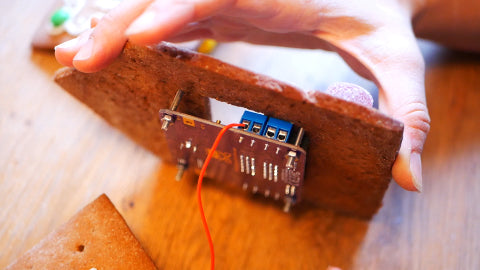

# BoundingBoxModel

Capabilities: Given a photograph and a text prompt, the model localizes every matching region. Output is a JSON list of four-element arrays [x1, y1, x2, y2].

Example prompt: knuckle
[[399, 101, 430, 132], [395, 101, 431, 152]]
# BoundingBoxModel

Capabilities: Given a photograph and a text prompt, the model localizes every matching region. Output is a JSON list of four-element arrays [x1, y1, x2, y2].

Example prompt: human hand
[[55, 0, 430, 192]]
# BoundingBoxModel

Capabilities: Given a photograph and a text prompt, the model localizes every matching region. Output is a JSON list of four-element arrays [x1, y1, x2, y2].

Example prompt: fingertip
[[392, 155, 418, 192], [73, 39, 94, 62], [72, 40, 101, 73], [90, 17, 100, 28], [54, 28, 96, 67], [71, 37, 125, 73], [409, 152, 423, 192], [72, 58, 108, 73], [54, 44, 76, 67], [392, 141, 423, 192], [55, 38, 88, 68], [72, 49, 106, 73], [56, 0, 152, 71]]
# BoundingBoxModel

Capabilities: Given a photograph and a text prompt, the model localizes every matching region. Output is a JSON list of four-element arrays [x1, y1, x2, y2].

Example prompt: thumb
[[379, 56, 430, 192], [322, 19, 430, 192]]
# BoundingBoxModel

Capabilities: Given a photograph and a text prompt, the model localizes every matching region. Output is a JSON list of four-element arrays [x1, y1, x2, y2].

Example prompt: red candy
[[326, 82, 374, 108]]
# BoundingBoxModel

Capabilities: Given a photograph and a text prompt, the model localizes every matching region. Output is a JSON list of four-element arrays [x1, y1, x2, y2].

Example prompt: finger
[[322, 21, 430, 192], [380, 62, 430, 192], [54, 13, 108, 67], [377, 39, 430, 192], [90, 17, 100, 28], [125, 0, 235, 45], [54, 28, 94, 67], [62, 0, 153, 72]]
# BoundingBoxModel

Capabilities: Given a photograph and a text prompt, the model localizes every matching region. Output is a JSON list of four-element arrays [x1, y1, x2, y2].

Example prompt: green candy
[[50, 8, 70, 27]]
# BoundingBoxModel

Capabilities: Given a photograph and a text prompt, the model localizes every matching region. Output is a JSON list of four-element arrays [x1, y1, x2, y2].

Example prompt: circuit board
[[159, 108, 307, 211]]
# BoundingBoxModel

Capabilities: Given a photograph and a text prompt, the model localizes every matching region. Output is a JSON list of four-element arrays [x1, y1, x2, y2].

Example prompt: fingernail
[[54, 37, 80, 50], [73, 39, 94, 61], [125, 10, 156, 36], [410, 152, 423, 192]]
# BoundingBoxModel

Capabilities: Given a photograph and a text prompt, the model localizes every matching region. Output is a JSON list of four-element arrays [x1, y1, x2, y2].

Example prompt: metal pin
[[290, 185, 296, 196], [185, 140, 192, 149], [263, 162, 267, 179], [252, 186, 258, 194], [251, 158, 256, 176], [285, 184, 291, 195], [268, 163, 273, 181], [242, 182, 248, 191], [176, 163, 186, 181], [170, 90, 184, 111], [240, 155, 245, 173], [250, 140, 255, 147], [161, 90, 184, 131], [245, 156, 250, 175], [264, 144, 269, 150], [274, 193, 280, 200], [239, 137, 244, 143], [274, 165, 278, 182], [276, 147, 281, 155], [293, 127, 305, 146], [264, 190, 270, 197], [283, 197, 292, 213]]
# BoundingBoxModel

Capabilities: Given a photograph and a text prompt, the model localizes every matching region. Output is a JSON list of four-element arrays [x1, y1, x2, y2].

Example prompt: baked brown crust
[[6, 194, 157, 270], [54, 42, 403, 218]]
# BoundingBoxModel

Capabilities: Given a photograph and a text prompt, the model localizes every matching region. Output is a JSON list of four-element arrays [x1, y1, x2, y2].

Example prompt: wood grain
[[1, 0, 479, 269]]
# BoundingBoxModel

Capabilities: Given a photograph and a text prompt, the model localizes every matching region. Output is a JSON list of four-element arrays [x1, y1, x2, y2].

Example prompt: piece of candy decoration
[[197, 39, 218, 54], [326, 82, 374, 108], [51, 8, 70, 27]]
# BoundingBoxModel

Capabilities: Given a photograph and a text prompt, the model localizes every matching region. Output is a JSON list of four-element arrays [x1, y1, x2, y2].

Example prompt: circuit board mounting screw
[[161, 90, 184, 131], [161, 114, 172, 130]]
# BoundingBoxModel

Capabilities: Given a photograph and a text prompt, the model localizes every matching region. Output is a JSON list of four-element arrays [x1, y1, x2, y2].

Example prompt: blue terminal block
[[263, 117, 293, 142], [239, 111, 268, 135]]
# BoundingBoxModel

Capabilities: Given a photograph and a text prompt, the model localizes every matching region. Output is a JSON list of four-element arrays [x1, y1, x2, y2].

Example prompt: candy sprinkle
[[51, 8, 70, 27], [197, 39, 218, 54]]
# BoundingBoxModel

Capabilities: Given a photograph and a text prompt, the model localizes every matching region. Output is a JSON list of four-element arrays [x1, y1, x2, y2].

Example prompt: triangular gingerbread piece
[[7, 194, 157, 270]]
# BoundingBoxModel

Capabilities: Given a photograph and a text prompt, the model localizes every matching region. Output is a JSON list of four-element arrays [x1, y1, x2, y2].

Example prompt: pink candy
[[325, 82, 374, 108]]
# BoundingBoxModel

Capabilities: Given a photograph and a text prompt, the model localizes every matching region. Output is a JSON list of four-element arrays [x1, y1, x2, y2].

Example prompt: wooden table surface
[[1, 1, 479, 269]]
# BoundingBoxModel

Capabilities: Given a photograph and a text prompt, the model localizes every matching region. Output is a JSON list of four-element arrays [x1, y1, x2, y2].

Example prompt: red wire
[[197, 123, 245, 270]]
